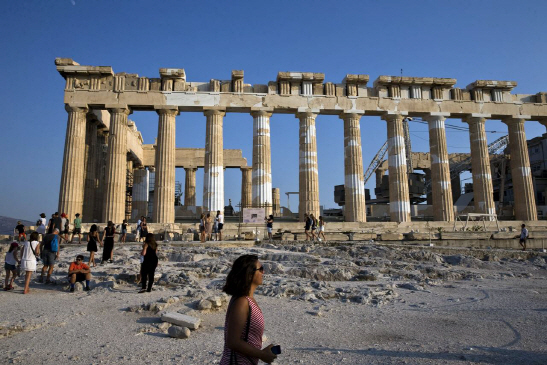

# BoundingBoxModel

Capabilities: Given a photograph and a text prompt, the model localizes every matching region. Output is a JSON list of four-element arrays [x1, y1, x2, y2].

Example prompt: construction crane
[[363, 117, 414, 184], [424, 135, 509, 194]]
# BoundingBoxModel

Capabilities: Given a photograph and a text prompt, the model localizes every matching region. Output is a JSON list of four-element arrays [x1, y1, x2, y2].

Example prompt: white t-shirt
[[21, 241, 39, 262], [218, 214, 224, 224], [5, 251, 17, 265]]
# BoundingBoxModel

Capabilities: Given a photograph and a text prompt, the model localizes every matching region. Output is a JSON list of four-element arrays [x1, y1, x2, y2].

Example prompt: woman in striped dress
[[220, 255, 277, 365]]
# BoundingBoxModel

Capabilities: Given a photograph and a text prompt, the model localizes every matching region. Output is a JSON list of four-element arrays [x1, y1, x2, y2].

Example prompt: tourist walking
[[199, 213, 206, 243], [213, 215, 219, 241], [120, 219, 128, 243], [318, 216, 326, 241], [519, 224, 529, 251], [217, 210, 225, 241], [139, 233, 158, 293], [87, 224, 101, 267], [310, 214, 318, 241], [141, 217, 149, 238], [136, 216, 143, 242], [61, 213, 70, 241], [70, 213, 82, 244], [304, 213, 312, 241], [15, 221, 26, 241], [21, 232, 40, 294], [40, 228, 61, 284], [205, 213, 213, 241], [4, 242, 20, 291], [266, 215, 274, 241], [220, 254, 277, 364], [101, 221, 116, 264], [36, 213, 47, 236]]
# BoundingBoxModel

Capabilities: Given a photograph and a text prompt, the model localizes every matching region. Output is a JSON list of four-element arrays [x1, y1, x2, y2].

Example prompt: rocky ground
[[1, 240, 546, 364]]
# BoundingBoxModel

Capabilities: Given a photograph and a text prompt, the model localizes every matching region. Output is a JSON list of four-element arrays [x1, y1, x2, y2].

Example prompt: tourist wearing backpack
[[40, 228, 61, 284]]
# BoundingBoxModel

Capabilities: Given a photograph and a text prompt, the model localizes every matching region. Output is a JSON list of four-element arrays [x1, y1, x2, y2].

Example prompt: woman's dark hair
[[29, 232, 40, 242], [90, 224, 97, 233], [107, 221, 113, 227], [144, 233, 157, 250], [222, 255, 259, 297], [40, 213, 46, 218]]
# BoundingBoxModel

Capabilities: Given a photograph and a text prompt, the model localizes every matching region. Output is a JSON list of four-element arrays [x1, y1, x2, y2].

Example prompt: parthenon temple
[[55, 58, 547, 224]]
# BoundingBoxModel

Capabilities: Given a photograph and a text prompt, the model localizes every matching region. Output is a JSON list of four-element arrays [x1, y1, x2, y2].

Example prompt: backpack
[[50, 235, 59, 252]]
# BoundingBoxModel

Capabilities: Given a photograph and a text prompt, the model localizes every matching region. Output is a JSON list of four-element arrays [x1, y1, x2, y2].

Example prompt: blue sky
[[1, 0, 547, 221]]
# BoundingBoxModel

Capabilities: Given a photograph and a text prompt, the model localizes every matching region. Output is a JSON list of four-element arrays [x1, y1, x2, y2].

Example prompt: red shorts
[[18, 232, 26, 239]]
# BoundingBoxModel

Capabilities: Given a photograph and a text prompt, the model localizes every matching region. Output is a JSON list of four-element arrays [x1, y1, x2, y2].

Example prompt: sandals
[[138, 289, 146, 293]]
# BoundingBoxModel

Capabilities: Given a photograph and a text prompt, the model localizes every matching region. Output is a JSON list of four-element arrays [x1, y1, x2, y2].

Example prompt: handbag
[[29, 241, 41, 262], [229, 301, 256, 365]]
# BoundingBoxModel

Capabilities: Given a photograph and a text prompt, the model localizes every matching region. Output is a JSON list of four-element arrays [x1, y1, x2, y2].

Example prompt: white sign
[[242, 208, 265, 224]]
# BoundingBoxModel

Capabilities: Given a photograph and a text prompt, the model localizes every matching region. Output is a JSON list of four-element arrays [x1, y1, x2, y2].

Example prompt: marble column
[[94, 129, 108, 222], [375, 168, 386, 189], [426, 114, 454, 221], [503, 117, 537, 220], [153, 107, 178, 223], [58, 104, 89, 220], [241, 167, 252, 209], [103, 107, 131, 223], [132, 168, 149, 220], [464, 116, 495, 217], [383, 113, 411, 222], [203, 109, 226, 213], [82, 118, 98, 222], [272, 188, 281, 217], [340, 112, 367, 222], [184, 167, 197, 213], [297, 111, 320, 222], [251, 110, 273, 215]]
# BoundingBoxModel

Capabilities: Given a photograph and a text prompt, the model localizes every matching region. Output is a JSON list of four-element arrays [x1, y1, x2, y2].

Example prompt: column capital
[[251, 109, 273, 118], [382, 111, 407, 122], [154, 105, 180, 116], [203, 107, 226, 117], [240, 166, 252, 171], [423, 112, 450, 121], [463, 115, 487, 125], [105, 104, 131, 115], [339, 111, 364, 120], [295, 111, 318, 119], [502, 115, 531, 125], [65, 103, 89, 113], [184, 166, 198, 171]]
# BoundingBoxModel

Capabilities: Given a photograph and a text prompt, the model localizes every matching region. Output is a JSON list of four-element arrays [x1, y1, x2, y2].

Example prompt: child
[[4, 242, 20, 290], [318, 216, 326, 242], [120, 219, 128, 243]]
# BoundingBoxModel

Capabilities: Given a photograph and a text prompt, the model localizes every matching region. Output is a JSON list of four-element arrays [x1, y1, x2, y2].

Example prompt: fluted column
[[272, 188, 281, 217], [82, 119, 98, 222], [383, 113, 411, 222], [464, 116, 495, 217], [504, 117, 537, 220], [94, 129, 108, 221], [103, 106, 131, 223], [184, 167, 197, 213], [203, 109, 226, 212], [297, 111, 320, 221], [251, 110, 273, 216], [426, 114, 454, 221], [153, 107, 178, 223], [132, 168, 149, 220], [340, 112, 366, 222], [58, 104, 89, 220], [241, 167, 252, 209]]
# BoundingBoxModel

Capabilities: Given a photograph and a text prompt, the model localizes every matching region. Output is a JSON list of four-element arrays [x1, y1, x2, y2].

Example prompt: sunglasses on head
[[254, 266, 264, 273]]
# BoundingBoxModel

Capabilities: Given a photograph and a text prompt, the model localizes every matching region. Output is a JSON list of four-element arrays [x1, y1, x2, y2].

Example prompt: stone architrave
[[426, 114, 454, 221], [240, 167, 252, 209], [203, 109, 226, 213], [340, 112, 367, 222], [153, 107, 178, 223], [464, 116, 495, 218], [58, 104, 89, 220], [132, 168, 149, 220], [103, 106, 131, 223], [383, 113, 411, 222], [184, 167, 197, 213], [503, 117, 537, 221], [82, 118, 98, 222], [296, 111, 320, 221], [251, 110, 273, 216]]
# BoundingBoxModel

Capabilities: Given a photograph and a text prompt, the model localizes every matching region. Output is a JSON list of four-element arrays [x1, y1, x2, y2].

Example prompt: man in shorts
[[70, 213, 82, 244], [519, 224, 529, 251], [68, 255, 91, 292], [40, 228, 61, 284], [216, 210, 224, 241]]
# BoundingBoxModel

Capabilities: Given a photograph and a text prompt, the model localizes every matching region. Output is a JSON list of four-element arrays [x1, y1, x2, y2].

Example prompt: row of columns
[[59, 103, 538, 224]]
